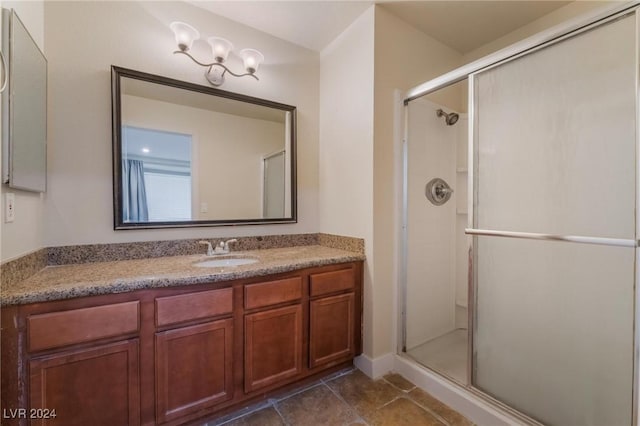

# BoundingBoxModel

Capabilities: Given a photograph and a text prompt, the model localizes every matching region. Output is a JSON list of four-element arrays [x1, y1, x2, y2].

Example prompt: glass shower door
[[470, 13, 637, 426]]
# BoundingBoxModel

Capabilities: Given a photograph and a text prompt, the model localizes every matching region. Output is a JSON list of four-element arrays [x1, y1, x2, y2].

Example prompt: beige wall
[[197, 113, 283, 220], [319, 7, 375, 356], [43, 1, 318, 246], [123, 95, 284, 220], [1, 0, 45, 261], [372, 7, 464, 358], [318, 5, 467, 360]]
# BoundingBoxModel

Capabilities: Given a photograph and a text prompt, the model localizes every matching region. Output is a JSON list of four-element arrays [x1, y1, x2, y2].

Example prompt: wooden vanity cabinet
[[21, 300, 142, 426], [154, 288, 234, 423], [309, 293, 355, 368], [155, 319, 233, 423], [29, 339, 141, 426], [1, 261, 363, 426], [243, 277, 303, 393], [309, 267, 357, 369], [244, 305, 303, 392]]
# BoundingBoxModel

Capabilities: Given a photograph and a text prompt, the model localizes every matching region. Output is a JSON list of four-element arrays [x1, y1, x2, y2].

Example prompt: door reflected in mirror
[[112, 67, 296, 229]]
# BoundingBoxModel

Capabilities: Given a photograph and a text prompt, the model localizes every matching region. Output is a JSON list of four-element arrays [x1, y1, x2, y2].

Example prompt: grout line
[[382, 396, 450, 426], [274, 382, 324, 402], [376, 395, 403, 410], [381, 375, 417, 394], [214, 400, 274, 425], [320, 367, 356, 384], [349, 416, 371, 426], [323, 381, 364, 423], [271, 401, 290, 426], [405, 394, 452, 426]]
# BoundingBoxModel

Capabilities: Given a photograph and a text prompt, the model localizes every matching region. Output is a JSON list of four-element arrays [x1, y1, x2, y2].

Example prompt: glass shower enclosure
[[402, 7, 638, 426]]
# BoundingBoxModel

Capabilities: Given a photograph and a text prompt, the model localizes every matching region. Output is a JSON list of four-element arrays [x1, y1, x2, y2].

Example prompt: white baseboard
[[394, 355, 526, 426], [353, 353, 394, 379]]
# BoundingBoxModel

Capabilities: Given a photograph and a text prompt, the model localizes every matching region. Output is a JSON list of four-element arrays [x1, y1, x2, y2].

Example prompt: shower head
[[436, 109, 459, 126]]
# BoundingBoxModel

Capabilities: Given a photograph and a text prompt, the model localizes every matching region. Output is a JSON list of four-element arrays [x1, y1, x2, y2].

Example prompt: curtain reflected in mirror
[[112, 67, 296, 229], [121, 158, 149, 222]]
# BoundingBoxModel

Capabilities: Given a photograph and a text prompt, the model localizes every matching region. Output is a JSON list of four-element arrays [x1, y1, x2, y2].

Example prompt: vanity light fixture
[[169, 21, 264, 87]]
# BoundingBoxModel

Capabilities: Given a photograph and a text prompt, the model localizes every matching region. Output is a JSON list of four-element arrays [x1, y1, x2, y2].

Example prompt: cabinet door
[[29, 339, 140, 426], [155, 319, 233, 424], [244, 305, 302, 393], [309, 293, 355, 368]]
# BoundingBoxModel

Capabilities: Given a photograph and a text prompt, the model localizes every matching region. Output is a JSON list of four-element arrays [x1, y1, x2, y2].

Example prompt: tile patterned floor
[[206, 369, 474, 426]]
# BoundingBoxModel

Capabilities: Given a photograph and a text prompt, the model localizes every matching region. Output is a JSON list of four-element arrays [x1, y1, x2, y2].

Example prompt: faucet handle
[[223, 239, 238, 251], [198, 240, 214, 256]]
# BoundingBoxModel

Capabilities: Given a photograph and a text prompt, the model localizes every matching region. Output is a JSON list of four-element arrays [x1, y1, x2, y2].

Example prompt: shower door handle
[[464, 228, 638, 248]]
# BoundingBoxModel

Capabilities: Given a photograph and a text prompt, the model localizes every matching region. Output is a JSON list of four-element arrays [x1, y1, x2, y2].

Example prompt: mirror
[[112, 66, 296, 229], [1, 9, 47, 192]]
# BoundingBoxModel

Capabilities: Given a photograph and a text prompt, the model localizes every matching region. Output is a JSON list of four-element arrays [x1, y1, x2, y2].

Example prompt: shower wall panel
[[406, 98, 457, 348]]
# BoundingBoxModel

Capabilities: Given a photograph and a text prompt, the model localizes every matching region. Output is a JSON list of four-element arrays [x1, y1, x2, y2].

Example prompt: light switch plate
[[5, 192, 15, 223]]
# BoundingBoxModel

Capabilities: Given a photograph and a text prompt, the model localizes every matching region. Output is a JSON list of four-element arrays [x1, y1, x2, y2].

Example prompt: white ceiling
[[379, 1, 571, 54], [188, 1, 373, 52], [189, 1, 573, 54]]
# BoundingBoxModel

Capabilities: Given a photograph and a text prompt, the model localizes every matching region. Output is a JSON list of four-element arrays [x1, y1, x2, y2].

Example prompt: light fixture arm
[[174, 50, 259, 87]]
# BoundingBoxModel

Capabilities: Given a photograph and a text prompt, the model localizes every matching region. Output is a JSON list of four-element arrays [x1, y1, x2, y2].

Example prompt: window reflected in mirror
[[122, 126, 192, 222]]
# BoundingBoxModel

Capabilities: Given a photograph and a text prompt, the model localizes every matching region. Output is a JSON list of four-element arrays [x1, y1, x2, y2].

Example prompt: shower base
[[406, 328, 468, 384]]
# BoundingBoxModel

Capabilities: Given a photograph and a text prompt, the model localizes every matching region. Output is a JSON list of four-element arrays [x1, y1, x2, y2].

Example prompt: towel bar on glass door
[[465, 228, 638, 248]]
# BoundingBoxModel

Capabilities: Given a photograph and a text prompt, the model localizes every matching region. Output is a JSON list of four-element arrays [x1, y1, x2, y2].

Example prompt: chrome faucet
[[199, 239, 238, 256], [221, 239, 237, 253], [199, 240, 214, 256]]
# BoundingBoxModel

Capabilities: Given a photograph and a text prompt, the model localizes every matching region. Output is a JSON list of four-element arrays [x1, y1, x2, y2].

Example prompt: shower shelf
[[456, 168, 468, 173], [456, 209, 467, 215]]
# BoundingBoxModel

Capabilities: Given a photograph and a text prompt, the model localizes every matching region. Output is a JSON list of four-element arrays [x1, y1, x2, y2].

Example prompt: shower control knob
[[425, 178, 453, 206], [435, 186, 453, 196]]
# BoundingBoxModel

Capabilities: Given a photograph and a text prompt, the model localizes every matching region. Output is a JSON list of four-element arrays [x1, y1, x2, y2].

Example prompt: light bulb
[[169, 21, 200, 52], [239, 49, 264, 74], [207, 37, 233, 63]]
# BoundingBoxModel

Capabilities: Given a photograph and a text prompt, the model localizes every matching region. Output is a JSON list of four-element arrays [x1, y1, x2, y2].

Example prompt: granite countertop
[[1, 245, 365, 306]]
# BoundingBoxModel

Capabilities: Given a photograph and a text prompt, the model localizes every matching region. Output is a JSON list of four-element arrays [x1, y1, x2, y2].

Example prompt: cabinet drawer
[[156, 287, 232, 327], [244, 277, 302, 310], [28, 301, 139, 352], [310, 268, 355, 297]]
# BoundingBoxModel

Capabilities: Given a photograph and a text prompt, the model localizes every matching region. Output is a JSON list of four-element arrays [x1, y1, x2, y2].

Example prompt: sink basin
[[194, 257, 259, 268]]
